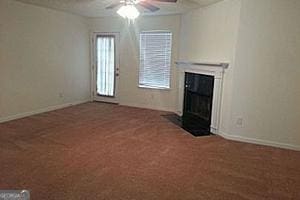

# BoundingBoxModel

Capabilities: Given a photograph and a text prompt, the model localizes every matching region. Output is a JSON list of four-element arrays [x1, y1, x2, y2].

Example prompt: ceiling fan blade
[[138, 1, 160, 12], [151, 0, 177, 2], [106, 2, 121, 9]]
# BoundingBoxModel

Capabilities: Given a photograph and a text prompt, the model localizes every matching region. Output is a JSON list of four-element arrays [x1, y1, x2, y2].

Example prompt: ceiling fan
[[106, 0, 178, 19]]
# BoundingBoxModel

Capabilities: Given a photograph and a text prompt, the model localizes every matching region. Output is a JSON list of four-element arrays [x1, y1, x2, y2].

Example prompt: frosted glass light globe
[[117, 5, 140, 20]]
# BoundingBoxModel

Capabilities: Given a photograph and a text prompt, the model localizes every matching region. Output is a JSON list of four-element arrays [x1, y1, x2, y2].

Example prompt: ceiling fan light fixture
[[117, 4, 140, 19]]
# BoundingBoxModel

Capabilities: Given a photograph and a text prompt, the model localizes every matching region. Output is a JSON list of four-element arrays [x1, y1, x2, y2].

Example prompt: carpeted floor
[[0, 102, 299, 200]]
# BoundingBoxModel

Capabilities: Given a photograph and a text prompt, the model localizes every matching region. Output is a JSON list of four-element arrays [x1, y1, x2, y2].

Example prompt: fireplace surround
[[176, 61, 229, 134]]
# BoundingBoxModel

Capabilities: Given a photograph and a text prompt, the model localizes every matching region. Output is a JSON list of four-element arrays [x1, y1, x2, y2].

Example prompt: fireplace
[[176, 61, 229, 136], [182, 73, 214, 136]]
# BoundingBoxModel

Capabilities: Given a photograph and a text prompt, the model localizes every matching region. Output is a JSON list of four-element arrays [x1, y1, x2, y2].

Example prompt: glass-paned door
[[93, 33, 119, 103]]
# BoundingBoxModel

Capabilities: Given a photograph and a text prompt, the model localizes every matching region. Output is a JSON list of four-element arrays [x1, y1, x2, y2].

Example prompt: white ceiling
[[15, 0, 223, 18]]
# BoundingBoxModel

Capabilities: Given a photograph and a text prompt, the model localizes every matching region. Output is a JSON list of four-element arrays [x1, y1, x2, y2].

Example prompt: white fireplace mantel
[[176, 60, 229, 134]]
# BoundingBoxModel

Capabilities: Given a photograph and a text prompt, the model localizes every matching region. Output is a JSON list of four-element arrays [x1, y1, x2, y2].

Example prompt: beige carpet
[[0, 102, 299, 199]]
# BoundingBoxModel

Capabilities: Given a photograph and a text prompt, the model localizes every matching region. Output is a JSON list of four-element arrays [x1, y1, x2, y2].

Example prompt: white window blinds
[[139, 31, 172, 89]]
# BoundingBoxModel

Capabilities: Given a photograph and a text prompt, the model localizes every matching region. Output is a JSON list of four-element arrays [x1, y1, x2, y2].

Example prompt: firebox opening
[[182, 72, 214, 136]]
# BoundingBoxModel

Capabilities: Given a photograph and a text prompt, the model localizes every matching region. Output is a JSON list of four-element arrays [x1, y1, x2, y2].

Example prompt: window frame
[[138, 30, 173, 90]]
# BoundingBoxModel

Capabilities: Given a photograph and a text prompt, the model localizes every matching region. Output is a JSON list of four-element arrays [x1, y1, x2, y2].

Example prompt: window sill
[[138, 85, 171, 90]]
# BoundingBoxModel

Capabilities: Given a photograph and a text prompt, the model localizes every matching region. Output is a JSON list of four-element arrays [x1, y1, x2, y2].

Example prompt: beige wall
[[229, 0, 300, 148], [179, 0, 300, 149], [1, 0, 299, 149], [179, 0, 242, 133], [0, 0, 90, 121], [89, 15, 180, 112]]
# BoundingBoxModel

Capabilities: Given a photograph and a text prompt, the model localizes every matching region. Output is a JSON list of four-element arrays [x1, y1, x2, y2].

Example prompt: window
[[139, 31, 172, 89], [96, 35, 115, 97]]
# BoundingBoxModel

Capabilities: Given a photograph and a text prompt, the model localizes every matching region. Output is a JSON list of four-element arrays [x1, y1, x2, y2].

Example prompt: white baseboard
[[0, 99, 91, 123], [119, 102, 175, 113], [218, 131, 300, 151], [3, 101, 299, 152], [174, 111, 182, 116]]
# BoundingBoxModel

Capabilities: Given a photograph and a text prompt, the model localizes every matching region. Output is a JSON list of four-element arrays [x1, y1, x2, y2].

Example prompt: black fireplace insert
[[182, 72, 214, 136]]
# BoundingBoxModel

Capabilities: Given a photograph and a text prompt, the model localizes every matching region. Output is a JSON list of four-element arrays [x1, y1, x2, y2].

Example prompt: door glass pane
[[97, 36, 115, 97]]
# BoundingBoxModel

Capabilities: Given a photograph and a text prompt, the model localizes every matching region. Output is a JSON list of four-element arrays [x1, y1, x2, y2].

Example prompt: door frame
[[91, 32, 120, 104]]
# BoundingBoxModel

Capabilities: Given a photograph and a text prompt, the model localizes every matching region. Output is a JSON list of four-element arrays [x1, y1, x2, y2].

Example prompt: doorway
[[92, 33, 120, 103]]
